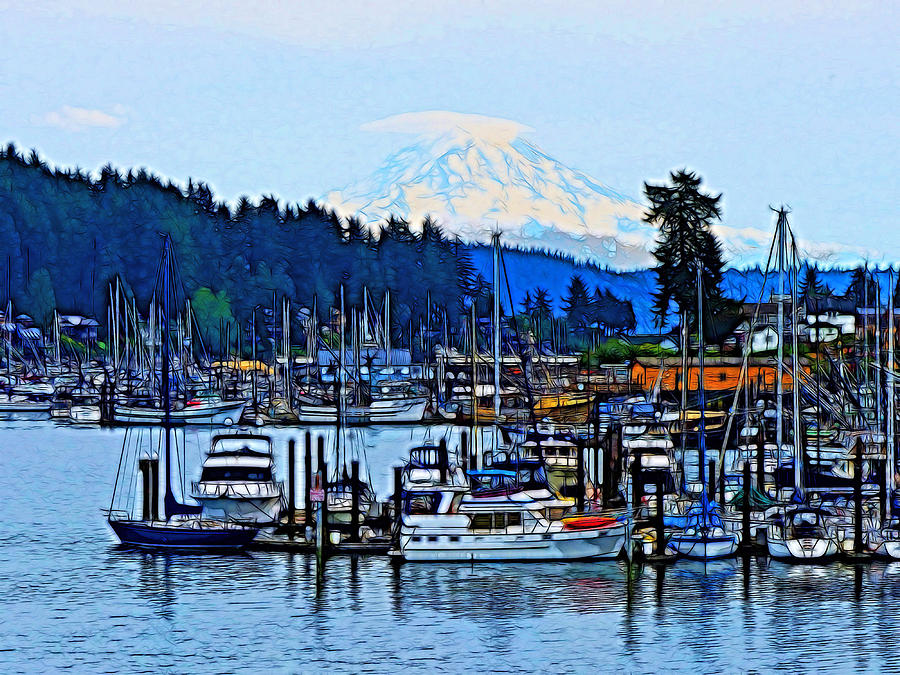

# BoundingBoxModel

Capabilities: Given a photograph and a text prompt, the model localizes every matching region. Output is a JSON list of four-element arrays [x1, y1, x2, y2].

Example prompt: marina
[[7, 421, 900, 672]]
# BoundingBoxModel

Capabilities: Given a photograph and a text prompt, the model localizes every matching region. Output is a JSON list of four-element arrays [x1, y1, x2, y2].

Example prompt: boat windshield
[[200, 467, 273, 482]]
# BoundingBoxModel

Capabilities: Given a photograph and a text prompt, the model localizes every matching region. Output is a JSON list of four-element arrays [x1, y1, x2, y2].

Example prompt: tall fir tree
[[644, 169, 725, 328]]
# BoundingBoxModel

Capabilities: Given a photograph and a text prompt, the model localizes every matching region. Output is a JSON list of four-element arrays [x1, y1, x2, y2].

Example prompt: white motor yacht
[[399, 468, 625, 562], [192, 433, 284, 524]]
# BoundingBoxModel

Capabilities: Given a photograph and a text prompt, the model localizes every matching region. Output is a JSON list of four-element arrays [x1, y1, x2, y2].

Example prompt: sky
[[1, 1, 896, 258]]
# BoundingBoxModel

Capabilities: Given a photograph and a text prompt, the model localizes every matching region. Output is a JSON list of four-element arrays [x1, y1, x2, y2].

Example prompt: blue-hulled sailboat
[[107, 236, 258, 550]]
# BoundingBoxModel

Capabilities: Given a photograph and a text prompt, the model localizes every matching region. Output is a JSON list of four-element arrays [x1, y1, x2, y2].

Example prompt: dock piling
[[304, 431, 312, 530], [392, 465, 403, 547], [576, 439, 586, 512], [438, 438, 448, 484], [350, 459, 360, 543], [317, 435, 328, 547], [854, 439, 863, 554], [742, 461, 751, 550], [654, 472, 665, 557], [631, 450, 642, 513], [755, 425, 765, 492], [287, 439, 296, 527]]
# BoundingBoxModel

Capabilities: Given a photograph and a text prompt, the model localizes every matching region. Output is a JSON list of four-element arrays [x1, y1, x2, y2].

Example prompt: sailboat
[[763, 208, 839, 561], [667, 269, 741, 560], [106, 236, 258, 550]]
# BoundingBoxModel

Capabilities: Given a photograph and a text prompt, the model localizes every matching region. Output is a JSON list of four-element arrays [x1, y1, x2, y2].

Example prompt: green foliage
[[644, 169, 725, 327], [584, 338, 676, 364], [191, 287, 234, 353], [0, 145, 471, 352]]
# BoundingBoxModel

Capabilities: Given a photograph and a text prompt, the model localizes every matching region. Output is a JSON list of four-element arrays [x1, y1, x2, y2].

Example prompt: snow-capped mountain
[[323, 114, 875, 269], [324, 127, 658, 268]]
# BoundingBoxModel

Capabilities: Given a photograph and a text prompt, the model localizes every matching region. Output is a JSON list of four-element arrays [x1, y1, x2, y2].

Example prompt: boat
[[766, 506, 839, 562], [532, 391, 593, 424], [192, 433, 284, 524], [667, 493, 740, 559], [113, 398, 246, 425], [399, 473, 626, 562], [68, 404, 102, 424], [295, 396, 427, 424], [0, 395, 51, 420], [106, 236, 258, 550], [665, 271, 739, 560]]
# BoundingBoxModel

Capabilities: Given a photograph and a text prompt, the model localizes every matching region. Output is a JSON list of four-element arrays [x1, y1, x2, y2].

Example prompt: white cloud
[[36, 105, 127, 132], [361, 111, 533, 143]]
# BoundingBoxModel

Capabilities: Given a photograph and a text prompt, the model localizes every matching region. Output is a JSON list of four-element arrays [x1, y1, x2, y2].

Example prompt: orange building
[[630, 356, 808, 393]]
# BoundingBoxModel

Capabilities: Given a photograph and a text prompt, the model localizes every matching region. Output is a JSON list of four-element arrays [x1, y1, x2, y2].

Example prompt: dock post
[[149, 458, 159, 521], [631, 450, 642, 514], [719, 459, 726, 506], [287, 439, 296, 528], [317, 435, 328, 548], [854, 439, 863, 554], [350, 459, 360, 543], [392, 465, 403, 547], [708, 459, 715, 501], [756, 425, 765, 492], [593, 411, 601, 489], [602, 427, 613, 506], [654, 472, 665, 557], [576, 440, 585, 512], [742, 461, 752, 550], [304, 431, 312, 531], [438, 438, 448, 484], [139, 458, 152, 521], [460, 431, 469, 486]]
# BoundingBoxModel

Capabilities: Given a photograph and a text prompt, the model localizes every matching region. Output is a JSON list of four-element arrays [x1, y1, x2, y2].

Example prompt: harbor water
[[4, 422, 900, 672]]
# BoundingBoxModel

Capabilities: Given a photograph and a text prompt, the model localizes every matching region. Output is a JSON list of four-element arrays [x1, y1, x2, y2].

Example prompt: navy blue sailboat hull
[[108, 519, 258, 550]]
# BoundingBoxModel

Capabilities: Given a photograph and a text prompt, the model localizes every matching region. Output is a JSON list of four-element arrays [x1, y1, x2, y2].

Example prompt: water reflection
[[12, 421, 900, 672]]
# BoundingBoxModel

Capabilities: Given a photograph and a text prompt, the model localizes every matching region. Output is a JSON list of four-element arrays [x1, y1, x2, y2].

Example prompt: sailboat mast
[[877, 283, 883, 435], [790, 230, 802, 492], [888, 269, 896, 519], [697, 268, 707, 497], [776, 211, 785, 456], [161, 238, 173, 520], [492, 234, 501, 420]]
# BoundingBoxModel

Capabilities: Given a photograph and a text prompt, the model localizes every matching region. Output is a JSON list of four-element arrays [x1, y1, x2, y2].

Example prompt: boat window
[[495, 513, 507, 529], [200, 467, 273, 482], [449, 536, 460, 542], [507, 512, 522, 527], [411, 536, 421, 542], [427, 536, 438, 542], [470, 514, 492, 530], [406, 493, 438, 515]]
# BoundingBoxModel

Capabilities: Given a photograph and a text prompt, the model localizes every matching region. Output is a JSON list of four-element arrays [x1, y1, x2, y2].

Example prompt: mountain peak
[[324, 127, 656, 269], [323, 112, 878, 270]]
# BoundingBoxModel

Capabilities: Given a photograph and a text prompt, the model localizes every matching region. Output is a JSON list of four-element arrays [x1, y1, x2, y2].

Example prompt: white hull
[[873, 540, 900, 559], [668, 533, 740, 560], [68, 405, 102, 424], [194, 496, 282, 524], [296, 398, 427, 423], [0, 401, 51, 420], [114, 400, 246, 425], [400, 525, 626, 562], [768, 537, 839, 561]]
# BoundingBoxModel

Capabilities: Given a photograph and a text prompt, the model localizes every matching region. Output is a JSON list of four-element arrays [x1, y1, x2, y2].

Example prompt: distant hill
[[465, 245, 868, 333]]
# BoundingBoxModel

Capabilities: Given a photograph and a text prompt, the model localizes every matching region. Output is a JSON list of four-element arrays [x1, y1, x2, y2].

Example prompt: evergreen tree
[[845, 266, 878, 307], [562, 274, 592, 343], [644, 169, 725, 327]]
